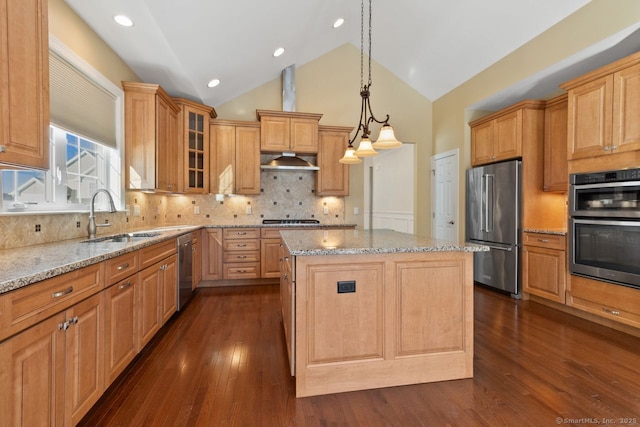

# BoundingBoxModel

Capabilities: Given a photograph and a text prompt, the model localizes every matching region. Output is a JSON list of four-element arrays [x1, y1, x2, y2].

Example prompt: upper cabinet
[[210, 120, 261, 195], [256, 110, 322, 154], [469, 101, 545, 167], [173, 98, 217, 194], [0, 0, 49, 169], [123, 82, 181, 192], [562, 51, 640, 171], [543, 94, 568, 192], [315, 125, 352, 196]]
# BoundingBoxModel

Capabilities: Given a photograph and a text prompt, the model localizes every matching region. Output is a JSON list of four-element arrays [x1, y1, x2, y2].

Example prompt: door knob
[[448, 220, 455, 225]]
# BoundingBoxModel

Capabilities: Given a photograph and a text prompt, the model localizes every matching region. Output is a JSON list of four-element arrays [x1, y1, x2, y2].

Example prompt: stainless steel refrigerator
[[465, 160, 521, 296]]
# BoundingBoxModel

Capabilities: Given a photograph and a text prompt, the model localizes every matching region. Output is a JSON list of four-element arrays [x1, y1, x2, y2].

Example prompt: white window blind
[[49, 50, 117, 148]]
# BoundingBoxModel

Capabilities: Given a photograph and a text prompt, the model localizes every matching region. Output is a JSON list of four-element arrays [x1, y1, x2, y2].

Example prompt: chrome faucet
[[87, 189, 117, 239]]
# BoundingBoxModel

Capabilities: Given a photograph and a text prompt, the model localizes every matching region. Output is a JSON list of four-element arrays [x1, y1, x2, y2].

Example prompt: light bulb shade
[[354, 137, 378, 157], [339, 146, 362, 164], [372, 125, 402, 149]]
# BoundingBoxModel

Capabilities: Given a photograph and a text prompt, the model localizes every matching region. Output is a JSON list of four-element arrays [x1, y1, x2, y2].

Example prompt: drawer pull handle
[[603, 307, 620, 316], [117, 263, 130, 271], [119, 281, 132, 290], [237, 269, 247, 273], [237, 255, 247, 259], [237, 244, 247, 248], [52, 287, 73, 299], [537, 239, 550, 243], [237, 232, 247, 235]]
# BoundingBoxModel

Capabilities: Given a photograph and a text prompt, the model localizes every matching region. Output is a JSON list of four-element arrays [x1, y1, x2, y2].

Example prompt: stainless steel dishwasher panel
[[177, 233, 193, 310]]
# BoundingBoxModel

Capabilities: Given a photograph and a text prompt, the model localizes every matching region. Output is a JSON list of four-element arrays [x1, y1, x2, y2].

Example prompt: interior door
[[431, 149, 459, 241]]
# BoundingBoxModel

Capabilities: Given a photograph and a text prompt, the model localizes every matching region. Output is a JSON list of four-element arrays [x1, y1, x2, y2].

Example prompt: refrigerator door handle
[[485, 174, 495, 232], [486, 244, 513, 252]]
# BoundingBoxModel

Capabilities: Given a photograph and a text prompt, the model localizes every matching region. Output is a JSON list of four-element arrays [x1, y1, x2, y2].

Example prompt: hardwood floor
[[79, 285, 640, 426]]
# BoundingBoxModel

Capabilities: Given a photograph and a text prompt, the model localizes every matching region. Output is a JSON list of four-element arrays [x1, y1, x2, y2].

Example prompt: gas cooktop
[[262, 219, 320, 225]]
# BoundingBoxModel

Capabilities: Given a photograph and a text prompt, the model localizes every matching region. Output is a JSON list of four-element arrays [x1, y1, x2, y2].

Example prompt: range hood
[[260, 152, 319, 171]]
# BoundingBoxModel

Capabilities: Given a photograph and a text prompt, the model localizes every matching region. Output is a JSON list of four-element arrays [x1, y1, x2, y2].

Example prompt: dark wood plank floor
[[80, 285, 640, 426]]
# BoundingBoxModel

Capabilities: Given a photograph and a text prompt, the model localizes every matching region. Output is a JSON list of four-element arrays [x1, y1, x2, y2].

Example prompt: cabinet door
[[0, 314, 65, 427], [470, 120, 494, 166], [260, 115, 289, 152], [316, 128, 350, 196], [104, 276, 138, 386], [64, 293, 104, 426], [612, 62, 640, 154], [203, 228, 223, 280], [138, 264, 162, 350], [493, 109, 522, 161], [161, 254, 178, 324], [543, 96, 568, 192], [522, 245, 566, 303], [290, 117, 318, 153], [261, 238, 282, 278], [0, 0, 49, 169], [210, 124, 236, 195], [192, 234, 202, 289], [156, 96, 179, 192], [567, 75, 613, 160], [235, 126, 261, 195], [184, 109, 209, 194]]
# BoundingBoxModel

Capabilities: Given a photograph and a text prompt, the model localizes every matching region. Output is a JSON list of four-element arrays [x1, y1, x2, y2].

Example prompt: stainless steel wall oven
[[569, 168, 640, 289]]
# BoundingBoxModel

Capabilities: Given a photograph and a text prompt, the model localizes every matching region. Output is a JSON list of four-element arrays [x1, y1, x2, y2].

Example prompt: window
[[0, 37, 123, 214]]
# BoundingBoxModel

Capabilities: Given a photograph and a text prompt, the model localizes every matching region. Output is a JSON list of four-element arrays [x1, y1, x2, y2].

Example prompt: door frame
[[431, 148, 459, 241]]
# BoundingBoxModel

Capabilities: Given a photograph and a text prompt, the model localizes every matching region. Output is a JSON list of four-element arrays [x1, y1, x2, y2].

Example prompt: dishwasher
[[177, 233, 193, 310]]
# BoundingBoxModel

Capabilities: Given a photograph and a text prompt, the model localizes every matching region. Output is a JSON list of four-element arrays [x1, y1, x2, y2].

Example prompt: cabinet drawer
[[223, 228, 260, 239], [568, 275, 640, 328], [223, 251, 260, 263], [223, 239, 260, 251], [523, 232, 566, 250], [105, 251, 139, 286], [0, 263, 104, 342], [223, 263, 260, 279], [261, 228, 284, 238], [140, 239, 176, 269]]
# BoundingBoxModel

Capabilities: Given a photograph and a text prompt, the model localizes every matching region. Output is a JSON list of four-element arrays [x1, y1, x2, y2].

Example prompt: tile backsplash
[[0, 171, 344, 250]]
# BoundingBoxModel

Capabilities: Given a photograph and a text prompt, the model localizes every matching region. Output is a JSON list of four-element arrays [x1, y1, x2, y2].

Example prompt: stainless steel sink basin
[[82, 232, 161, 243]]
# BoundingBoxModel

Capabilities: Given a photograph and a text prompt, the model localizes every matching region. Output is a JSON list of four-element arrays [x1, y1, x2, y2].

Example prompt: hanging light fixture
[[339, 0, 402, 165]]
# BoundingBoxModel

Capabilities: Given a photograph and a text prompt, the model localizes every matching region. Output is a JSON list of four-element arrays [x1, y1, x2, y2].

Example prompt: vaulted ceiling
[[65, 0, 629, 111]]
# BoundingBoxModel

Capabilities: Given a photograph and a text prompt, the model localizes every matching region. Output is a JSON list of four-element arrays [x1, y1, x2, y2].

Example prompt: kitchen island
[[279, 228, 488, 397]]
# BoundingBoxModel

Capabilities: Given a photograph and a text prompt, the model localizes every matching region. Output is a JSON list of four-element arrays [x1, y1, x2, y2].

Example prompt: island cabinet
[[256, 110, 323, 154], [0, 263, 105, 427], [315, 125, 352, 196], [173, 98, 217, 194], [280, 229, 476, 398], [522, 232, 567, 303], [561, 50, 640, 173], [543, 95, 568, 192], [123, 82, 181, 192], [469, 101, 546, 167], [261, 228, 284, 279], [210, 120, 261, 195], [0, 0, 49, 170]]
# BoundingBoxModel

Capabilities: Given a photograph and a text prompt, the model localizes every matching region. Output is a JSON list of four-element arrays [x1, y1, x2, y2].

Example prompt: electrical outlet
[[246, 205, 252, 215], [354, 207, 359, 215], [133, 205, 141, 217], [194, 206, 200, 215], [323, 205, 329, 215]]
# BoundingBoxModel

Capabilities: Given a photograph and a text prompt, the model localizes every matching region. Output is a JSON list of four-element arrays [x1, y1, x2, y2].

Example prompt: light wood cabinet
[[203, 228, 223, 281], [522, 232, 567, 303], [123, 82, 181, 192], [174, 98, 217, 194], [138, 261, 162, 350], [256, 110, 322, 154], [562, 51, 640, 171], [0, 0, 49, 169], [104, 275, 138, 385], [210, 120, 261, 195], [160, 254, 178, 324], [543, 95, 568, 192], [279, 242, 295, 376], [192, 231, 202, 289], [469, 103, 546, 167], [222, 228, 261, 279], [315, 125, 352, 196]]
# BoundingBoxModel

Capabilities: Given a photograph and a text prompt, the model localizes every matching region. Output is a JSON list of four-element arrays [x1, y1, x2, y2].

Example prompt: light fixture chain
[[368, 0, 372, 86], [360, 0, 364, 89]]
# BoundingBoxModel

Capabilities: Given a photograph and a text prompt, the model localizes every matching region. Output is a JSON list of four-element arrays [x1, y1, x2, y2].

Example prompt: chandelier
[[339, 0, 402, 165]]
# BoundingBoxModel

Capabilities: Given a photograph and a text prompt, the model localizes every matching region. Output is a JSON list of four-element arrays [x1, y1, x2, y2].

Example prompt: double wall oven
[[569, 168, 640, 289]]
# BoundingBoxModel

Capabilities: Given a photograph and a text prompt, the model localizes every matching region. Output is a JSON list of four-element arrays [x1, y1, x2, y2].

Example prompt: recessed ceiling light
[[113, 14, 134, 27], [333, 18, 345, 29], [207, 79, 220, 88], [273, 47, 285, 57]]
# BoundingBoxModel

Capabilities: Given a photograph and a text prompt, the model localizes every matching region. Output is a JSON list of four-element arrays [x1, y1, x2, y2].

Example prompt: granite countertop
[[203, 223, 357, 229], [0, 225, 199, 295], [280, 228, 489, 256], [523, 228, 568, 236]]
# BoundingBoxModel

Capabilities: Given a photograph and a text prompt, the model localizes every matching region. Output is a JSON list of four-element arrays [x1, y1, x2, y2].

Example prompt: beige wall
[[217, 44, 433, 233], [433, 0, 640, 238]]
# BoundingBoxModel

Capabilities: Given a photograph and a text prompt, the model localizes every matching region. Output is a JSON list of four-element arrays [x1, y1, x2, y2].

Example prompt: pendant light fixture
[[339, 0, 402, 165]]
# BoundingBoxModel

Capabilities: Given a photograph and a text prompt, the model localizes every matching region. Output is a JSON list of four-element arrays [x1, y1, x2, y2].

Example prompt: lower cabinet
[[203, 228, 223, 281], [192, 231, 202, 289], [522, 232, 567, 303], [104, 275, 138, 385], [138, 254, 177, 350]]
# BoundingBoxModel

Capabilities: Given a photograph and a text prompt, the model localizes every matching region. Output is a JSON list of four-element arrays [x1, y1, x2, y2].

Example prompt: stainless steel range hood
[[260, 152, 319, 171]]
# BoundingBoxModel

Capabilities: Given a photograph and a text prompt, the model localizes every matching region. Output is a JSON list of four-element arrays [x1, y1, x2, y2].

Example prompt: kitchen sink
[[82, 232, 161, 243]]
